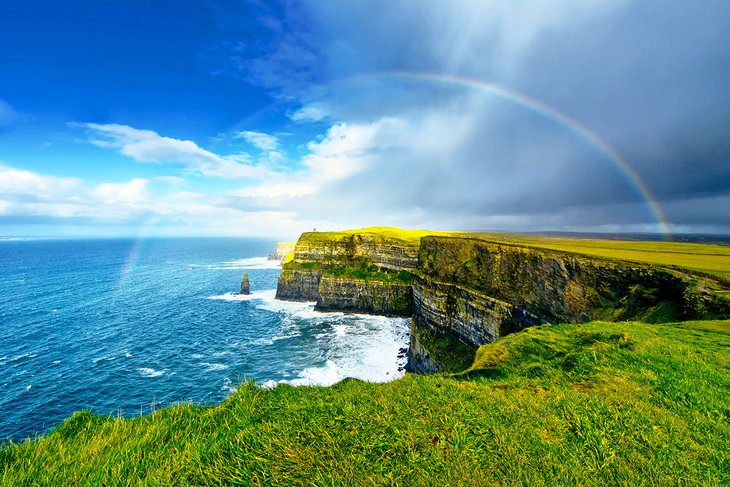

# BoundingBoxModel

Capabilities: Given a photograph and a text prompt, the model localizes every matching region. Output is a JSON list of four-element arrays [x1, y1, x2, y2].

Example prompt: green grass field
[[3, 320, 728, 485]]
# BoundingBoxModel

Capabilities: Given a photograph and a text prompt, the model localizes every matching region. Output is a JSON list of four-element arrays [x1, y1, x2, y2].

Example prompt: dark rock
[[240, 272, 250, 295]]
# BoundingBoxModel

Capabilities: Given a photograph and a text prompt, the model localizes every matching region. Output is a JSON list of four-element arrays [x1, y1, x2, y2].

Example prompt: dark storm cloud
[[226, 0, 730, 233]]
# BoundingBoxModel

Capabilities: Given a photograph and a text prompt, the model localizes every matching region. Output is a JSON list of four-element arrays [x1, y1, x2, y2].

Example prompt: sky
[[1, 0, 728, 239]]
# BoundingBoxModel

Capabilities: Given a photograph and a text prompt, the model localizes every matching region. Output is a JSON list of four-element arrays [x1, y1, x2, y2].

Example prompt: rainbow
[[115, 217, 159, 295], [348, 72, 671, 238]]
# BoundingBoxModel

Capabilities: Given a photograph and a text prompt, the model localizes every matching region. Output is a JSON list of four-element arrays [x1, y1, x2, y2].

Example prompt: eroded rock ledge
[[276, 230, 730, 373]]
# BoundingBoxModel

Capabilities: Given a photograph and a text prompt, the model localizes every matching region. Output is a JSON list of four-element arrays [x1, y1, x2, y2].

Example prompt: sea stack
[[240, 272, 250, 295]]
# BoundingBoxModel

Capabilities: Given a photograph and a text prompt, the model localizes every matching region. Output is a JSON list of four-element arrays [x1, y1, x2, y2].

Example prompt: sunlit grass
[[341, 226, 459, 244], [463, 233, 730, 282], [3, 320, 728, 485]]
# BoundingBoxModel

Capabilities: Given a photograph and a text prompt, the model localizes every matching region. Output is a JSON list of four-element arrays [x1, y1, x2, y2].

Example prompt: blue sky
[[1, 1, 729, 238]]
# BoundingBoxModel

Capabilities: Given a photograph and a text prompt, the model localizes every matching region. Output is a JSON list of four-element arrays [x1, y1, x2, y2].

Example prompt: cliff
[[275, 229, 421, 315], [409, 236, 730, 372], [269, 241, 296, 262], [276, 229, 730, 373]]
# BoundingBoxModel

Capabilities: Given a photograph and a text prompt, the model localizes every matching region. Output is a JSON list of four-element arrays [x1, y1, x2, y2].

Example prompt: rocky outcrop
[[240, 272, 250, 295], [276, 264, 325, 302]]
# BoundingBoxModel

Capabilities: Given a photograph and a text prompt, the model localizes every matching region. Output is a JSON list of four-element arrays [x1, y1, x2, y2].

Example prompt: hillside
[[1, 320, 728, 485]]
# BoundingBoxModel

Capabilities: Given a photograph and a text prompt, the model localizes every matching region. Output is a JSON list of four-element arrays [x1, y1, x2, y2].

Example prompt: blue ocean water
[[0, 238, 408, 441]]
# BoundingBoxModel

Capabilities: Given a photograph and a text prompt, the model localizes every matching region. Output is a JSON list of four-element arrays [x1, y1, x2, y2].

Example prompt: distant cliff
[[276, 229, 730, 373], [269, 242, 296, 262], [276, 230, 419, 316]]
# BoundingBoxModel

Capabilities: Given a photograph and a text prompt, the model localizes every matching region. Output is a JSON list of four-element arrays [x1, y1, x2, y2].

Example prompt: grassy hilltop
[[2, 230, 729, 485]]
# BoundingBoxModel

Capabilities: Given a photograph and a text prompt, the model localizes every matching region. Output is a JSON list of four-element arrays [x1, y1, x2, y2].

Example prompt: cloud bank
[[216, 0, 730, 234]]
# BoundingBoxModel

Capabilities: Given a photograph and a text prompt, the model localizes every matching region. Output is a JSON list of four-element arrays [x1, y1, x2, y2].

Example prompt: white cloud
[[231, 120, 396, 199], [236, 130, 279, 151], [76, 123, 265, 179], [92, 178, 150, 205], [290, 103, 328, 122], [0, 165, 83, 197], [0, 164, 318, 237]]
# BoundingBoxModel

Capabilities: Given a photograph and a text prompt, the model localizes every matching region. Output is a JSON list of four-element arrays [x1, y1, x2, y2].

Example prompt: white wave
[[211, 256, 282, 270], [191, 353, 205, 359], [264, 317, 409, 389], [250, 337, 274, 346], [253, 293, 325, 321], [52, 360, 61, 365], [207, 289, 275, 302], [138, 367, 165, 378], [222, 377, 237, 393], [10, 353, 37, 362], [272, 332, 301, 342], [200, 362, 229, 372], [92, 355, 116, 364]]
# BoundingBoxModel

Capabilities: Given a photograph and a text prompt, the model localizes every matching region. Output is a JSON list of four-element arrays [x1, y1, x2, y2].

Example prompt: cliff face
[[275, 231, 419, 316], [417, 236, 693, 326], [409, 236, 712, 372], [276, 231, 730, 374], [316, 274, 413, 316], [276, 264, 324, 301]]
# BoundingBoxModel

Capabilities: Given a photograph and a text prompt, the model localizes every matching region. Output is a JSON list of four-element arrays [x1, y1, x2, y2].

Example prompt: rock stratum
[[276, 229, 730, 373]]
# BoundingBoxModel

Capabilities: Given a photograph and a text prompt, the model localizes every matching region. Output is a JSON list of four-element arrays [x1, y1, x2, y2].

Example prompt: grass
[[341, 226, 458, 244], [325, 263, 414, 283], [461, 233, 730, 283], [2, 320, 728, 485]]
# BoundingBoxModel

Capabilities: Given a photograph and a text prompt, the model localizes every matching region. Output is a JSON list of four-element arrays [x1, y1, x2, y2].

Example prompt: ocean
[[0, 238, 409, 441]]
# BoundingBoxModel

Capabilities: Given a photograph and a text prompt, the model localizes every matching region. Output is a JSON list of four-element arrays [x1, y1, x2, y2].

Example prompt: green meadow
[[2, 320, 728, 485]]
